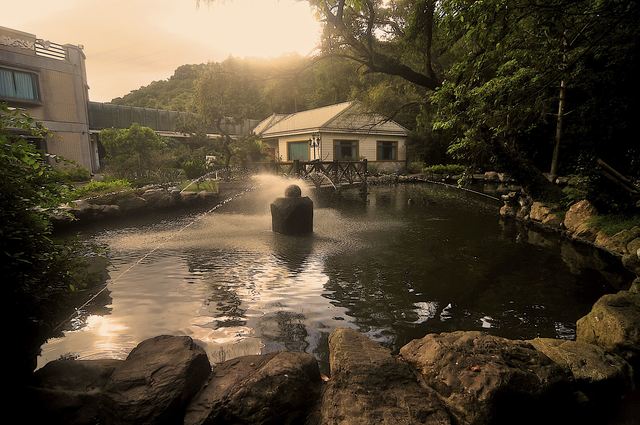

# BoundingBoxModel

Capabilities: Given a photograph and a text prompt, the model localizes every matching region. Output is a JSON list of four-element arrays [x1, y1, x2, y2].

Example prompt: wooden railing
[[280, 160, 368, 187]]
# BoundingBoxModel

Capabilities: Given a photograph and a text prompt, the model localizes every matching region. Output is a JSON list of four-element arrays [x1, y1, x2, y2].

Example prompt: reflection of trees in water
[[67, 289, 114, 331], [183, 249, 247, 327], [321, 206, 623, 347]]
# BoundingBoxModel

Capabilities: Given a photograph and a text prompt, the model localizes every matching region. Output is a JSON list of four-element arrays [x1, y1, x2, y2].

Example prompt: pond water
[[38, 179, 629, 371]]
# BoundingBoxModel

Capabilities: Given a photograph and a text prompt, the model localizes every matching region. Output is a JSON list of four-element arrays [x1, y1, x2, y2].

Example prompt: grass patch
[[69, 179, 132, 200], [589, 214, 640, 236], [423, 164, 466, 175], [179, 180, 218, 193]]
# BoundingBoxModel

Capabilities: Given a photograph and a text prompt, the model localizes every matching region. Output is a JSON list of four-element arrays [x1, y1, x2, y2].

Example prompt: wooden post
[[293, 159, 300, 176], [361, 159, 368, 196]]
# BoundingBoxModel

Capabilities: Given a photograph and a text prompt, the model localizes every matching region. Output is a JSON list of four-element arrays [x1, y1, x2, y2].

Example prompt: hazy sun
[[1, 0, 322, 100]]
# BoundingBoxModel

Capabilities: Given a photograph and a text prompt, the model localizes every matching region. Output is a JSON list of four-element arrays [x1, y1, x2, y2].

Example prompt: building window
[[334, 140, 358, 160], [287, 141, 309, 161], [377, 141, 398, 161], [0, 68, 40, 102]]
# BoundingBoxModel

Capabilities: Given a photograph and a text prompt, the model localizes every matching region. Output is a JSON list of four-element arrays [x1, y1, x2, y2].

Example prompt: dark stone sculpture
[[271, 184, 313, 235]]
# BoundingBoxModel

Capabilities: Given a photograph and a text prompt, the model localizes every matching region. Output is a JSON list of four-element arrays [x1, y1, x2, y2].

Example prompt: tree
[[195, 59, 263, 169], [100, 123, 167, 180], [312, 0, 639, 201]]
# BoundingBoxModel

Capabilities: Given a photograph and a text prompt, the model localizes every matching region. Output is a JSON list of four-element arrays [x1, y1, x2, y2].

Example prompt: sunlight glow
[[2, 0, 321, 100]]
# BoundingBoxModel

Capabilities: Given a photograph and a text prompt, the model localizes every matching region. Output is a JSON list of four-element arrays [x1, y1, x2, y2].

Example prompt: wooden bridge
[[279, 160, 368, 189]]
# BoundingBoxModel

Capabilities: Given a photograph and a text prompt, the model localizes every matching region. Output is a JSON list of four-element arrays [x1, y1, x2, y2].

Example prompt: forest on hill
[[112, 0, 640, 211]]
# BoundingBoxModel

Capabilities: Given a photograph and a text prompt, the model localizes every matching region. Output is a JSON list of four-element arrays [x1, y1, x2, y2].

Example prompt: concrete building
[[253, 101, 408, 172], [0, 26, 99, 171]]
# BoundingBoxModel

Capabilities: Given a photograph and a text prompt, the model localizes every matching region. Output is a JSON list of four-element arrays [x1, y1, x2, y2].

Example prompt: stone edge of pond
[[499, 194, 640, 279], [49, 181, 255, 228], [25, 317, 640, 425]]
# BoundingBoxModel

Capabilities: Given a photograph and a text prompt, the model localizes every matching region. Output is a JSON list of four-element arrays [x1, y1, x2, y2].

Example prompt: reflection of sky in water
[[38, 184, 627, 370]]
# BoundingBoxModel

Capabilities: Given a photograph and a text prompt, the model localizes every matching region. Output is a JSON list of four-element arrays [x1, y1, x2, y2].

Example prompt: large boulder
[[529, 338, 632, 395], [529, 202, 562, 228], [142, 188, 174, 208], [577, 291, 640, 370], [399, 331, 571, 425], [103, 335, 211, 424], [27, 359, 123, 425], [115, 193, 148, 211], [318, 328, 451, 425], [564, 200, 598, 242], [185, 351, 321, 425]]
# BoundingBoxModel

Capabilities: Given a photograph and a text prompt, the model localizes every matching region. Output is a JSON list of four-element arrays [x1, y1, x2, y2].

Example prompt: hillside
[[109, 55, 369, 117]]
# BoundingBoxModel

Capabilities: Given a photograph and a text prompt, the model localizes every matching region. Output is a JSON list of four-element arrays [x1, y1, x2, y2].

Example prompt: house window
[[377, 141, 398, 161], [0, 68, 40, 102], [287, 141, 309, 161], [334, 140, 358, 160]]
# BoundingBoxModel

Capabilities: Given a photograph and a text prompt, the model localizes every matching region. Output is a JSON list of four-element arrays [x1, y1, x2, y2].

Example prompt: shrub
[[181, 159, 207, 179], [407, 161, 425, 174], [100, 124, 167, 180], [69, 179, 132, 200], [0, 105, 92, 310], [423, 164, 466, 175], [589, 214, 640, 236], [53, 162, 91, 182]]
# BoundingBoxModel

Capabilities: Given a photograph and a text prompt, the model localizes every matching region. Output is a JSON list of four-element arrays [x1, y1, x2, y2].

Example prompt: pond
[[38, 179, 628, 371]]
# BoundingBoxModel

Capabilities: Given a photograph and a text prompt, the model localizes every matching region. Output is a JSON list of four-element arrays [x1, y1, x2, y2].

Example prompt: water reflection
[[38, 184, 628, 371]]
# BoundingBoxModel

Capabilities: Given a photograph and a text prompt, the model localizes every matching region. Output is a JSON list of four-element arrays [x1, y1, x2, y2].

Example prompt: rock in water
[[103, 335, 211, 424], [271, 184, 313, 235], [577, 290, 640, 370], [318, 328, 452, 425], [399, 331, 571, 425]]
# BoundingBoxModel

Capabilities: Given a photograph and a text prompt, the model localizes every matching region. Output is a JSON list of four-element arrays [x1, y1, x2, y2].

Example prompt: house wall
[[270, 132, 406, 172], [0, 26, 97, 171]]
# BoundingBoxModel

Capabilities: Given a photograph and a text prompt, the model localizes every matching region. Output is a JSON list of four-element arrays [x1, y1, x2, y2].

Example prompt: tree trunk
[[550, 31, 568, 181], [550, 79, 566, 181], [492, 139, 564, 202]]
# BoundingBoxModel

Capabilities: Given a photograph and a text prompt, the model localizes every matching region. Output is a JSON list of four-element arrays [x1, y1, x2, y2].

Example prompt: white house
[[253, 101, 409, 172]]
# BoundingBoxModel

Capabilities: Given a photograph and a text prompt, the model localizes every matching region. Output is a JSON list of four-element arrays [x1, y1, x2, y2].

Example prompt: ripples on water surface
[[38, 183, 628, 371]]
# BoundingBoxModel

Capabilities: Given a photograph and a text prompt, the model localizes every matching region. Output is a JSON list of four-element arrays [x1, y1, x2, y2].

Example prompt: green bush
[[589, 214, 640, 236], [100, 123, 167, 180], [407, 161, 425, 174], [179, 179, 218, 192], [423, 164, 466, 175], [69, 179, 132, 200], [0, 104, 97, 314], [53, 162, 91, 182], [181, 159, 207, 179]]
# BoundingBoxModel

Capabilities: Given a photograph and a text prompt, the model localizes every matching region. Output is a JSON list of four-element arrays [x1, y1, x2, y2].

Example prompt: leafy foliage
[[99, 123, 168, 180], [423, 164, 465, 175], [69, 179, 132, 200], [0, 105, 101, 316]]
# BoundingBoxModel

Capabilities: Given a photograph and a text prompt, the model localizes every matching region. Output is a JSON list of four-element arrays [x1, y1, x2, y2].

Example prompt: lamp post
[[309, 133, 321, 160]]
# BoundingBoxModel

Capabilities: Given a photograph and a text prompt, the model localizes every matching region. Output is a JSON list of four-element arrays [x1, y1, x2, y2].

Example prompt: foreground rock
[[577, 290, 640, 370], [318, 328, 451, 425], [185, 351, 321, 425], [28, 359, 123, 425], [529, 338, 633, 396], [400, 331, 571, 425], [103, 335, 211, 424]]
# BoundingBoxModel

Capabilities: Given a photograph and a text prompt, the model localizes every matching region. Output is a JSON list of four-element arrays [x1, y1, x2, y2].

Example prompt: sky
[[2, 0, 322, 101]]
